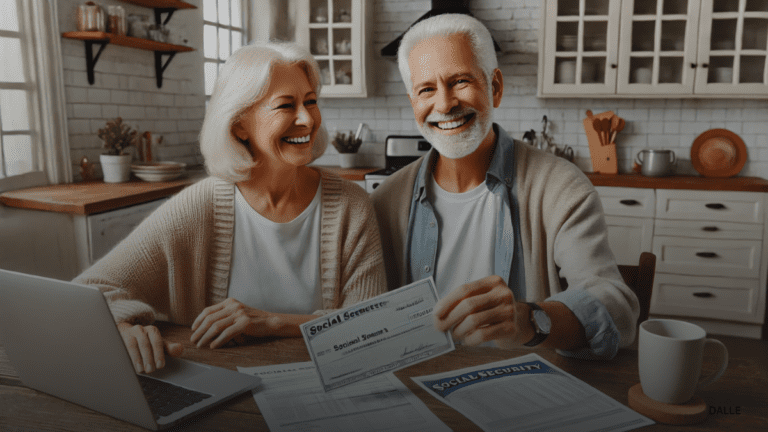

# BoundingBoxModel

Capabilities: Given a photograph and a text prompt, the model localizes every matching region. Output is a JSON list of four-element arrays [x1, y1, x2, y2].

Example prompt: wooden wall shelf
[[63, 0, 196, 88]]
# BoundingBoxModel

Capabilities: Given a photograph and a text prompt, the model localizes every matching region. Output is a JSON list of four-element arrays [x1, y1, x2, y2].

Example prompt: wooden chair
[[559, 252, 657, 325], [617, 252, 656, 325]]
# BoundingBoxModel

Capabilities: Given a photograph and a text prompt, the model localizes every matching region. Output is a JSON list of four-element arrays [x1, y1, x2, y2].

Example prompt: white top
[[228, 182, 323, 314], [428, 175, 500, 298]]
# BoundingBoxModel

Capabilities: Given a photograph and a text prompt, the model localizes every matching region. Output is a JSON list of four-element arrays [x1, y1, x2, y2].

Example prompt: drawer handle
[[705, 203, 726, 210], [619, 199, 641, 206], [693, 292, 714, 298], [702, 226, 719, 232], [696, 252, 718, 258]]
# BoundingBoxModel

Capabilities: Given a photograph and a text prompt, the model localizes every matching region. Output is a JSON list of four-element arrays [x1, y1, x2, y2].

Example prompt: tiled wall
[[58, 0, 205, 181], [316, 0, 768, 177]]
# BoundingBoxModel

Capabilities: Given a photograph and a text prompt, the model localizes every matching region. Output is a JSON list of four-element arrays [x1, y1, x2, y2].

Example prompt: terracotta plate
[[690, 129, 747, 178]]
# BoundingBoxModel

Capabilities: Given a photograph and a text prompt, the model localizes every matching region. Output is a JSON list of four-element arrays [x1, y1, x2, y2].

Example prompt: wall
[[315, 0, 768, 177], [58, 0, 206, 181]]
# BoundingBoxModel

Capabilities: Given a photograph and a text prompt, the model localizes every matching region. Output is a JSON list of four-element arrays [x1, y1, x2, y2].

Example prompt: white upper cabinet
[[539, 0, 768, 97], [541, 0, 622, 95], [296, 0, 370, 98]]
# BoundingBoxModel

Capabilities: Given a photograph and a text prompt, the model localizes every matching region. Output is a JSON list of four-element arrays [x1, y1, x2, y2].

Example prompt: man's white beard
[[416, 106, 493, 160]]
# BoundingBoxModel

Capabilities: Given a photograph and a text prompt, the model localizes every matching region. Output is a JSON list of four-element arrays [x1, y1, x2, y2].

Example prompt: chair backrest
[[617, 252, 656, 325]]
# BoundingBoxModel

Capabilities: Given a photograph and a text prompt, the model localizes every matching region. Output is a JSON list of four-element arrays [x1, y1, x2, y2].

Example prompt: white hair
[[199, 41, 328, 183], [397, 13, 498, 96]]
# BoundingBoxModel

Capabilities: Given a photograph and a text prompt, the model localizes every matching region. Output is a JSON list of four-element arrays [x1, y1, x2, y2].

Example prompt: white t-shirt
[[427, 175, 500, 298], [227, 182, 323, 314]]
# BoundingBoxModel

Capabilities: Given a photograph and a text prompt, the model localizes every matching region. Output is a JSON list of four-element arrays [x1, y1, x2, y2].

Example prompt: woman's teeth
[[284, 135, 311, 144], [435, 116, 468, 130]]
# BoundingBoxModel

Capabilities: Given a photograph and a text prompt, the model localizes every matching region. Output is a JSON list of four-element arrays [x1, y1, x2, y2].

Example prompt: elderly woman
[[74, 41, 386, 373]]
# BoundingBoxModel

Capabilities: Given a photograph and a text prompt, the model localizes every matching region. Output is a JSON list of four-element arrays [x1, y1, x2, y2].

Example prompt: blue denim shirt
[[405, 125, 620, 359]]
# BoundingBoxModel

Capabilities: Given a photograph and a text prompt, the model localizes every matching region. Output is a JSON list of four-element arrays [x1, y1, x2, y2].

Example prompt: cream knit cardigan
[[371, 141, 640, 350], [74, 169, 386, 326]]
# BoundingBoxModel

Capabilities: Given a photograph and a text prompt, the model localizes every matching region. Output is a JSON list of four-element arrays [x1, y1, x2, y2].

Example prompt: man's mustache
[[425, 107, 478, 123]]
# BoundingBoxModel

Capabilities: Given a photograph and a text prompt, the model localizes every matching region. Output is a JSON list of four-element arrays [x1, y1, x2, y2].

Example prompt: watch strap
[[523, 302, 549, 347]]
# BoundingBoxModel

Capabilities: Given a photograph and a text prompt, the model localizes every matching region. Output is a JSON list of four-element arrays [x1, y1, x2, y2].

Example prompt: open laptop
[[0, 269, 261, 430]]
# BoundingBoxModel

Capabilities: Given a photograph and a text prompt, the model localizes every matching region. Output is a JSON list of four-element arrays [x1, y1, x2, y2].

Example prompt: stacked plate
[[131, 161, 186, 182]]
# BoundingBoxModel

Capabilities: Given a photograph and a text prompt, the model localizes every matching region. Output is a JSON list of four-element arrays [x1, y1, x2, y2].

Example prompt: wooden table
[[1, 324, 766, 431]]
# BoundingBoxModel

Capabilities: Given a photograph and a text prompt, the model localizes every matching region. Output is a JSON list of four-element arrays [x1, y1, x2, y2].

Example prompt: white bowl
[[133, 171, 184, 182], [131, 161, 186, 172]]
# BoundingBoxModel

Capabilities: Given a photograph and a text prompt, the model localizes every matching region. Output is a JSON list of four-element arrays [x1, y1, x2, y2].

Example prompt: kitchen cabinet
[[595, 182, 767, 339], [62, 0, 196, 88], [295, 0, 371, 97], [539, 0, 768, 98], [595, 186, 655, 267]]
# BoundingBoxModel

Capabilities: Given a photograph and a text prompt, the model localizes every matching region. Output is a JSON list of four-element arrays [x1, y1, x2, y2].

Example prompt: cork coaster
[[628, 383, 707, 425]]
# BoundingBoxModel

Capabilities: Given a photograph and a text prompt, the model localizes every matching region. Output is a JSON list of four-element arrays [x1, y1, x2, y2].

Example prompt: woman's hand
[[117, 322, 184, 373], [190, 298, 285, 349]]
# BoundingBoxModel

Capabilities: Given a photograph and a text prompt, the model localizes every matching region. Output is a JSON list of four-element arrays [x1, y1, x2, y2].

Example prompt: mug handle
[[635, 151, 644, 165], [697, 338, 728, 388], [669, 151, 676, 165]]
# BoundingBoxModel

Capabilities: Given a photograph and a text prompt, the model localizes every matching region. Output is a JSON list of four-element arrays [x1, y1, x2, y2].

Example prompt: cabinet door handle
[[690, 63, 697, 68], [705, 203, 726, 210], [702, 63, 709, 68], [619, 199, 641, 206], [693, 292, 714, 298], [611, 63, 617, 69], [702, 226, 719, 232], [696, 252, 718, 258]]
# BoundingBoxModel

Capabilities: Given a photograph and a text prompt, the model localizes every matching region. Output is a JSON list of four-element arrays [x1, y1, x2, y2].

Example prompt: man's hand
[[190, 298, 283, 349], [117, 322, 184, 373], [433, 275, 532, 346]]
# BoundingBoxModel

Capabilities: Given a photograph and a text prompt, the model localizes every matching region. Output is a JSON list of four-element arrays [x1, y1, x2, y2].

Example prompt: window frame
[[203, 0, 250, 100], [0, 0, 70, 192]]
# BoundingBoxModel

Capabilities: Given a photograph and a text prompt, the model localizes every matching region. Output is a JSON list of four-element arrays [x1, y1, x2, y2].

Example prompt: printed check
[[300, 277, 455, 392]]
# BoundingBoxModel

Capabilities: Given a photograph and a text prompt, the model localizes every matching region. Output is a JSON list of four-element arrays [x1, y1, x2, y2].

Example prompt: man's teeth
[[284, 135, 310, 143], [435, 117, 467, 130]]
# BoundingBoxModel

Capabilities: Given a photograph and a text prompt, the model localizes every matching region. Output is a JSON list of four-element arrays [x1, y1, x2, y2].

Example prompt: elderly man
[[371, 14, 638, 359]]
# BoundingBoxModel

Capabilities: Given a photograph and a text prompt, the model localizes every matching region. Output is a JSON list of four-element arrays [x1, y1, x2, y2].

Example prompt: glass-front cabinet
[[542, 0, 621, 95], [296, 0, 369, 97], [540, 0, 768, 97]]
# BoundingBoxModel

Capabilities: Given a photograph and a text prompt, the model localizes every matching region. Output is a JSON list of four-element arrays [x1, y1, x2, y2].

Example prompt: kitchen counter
[[0, 167, 381, 215], [586, 173, 768, 192]]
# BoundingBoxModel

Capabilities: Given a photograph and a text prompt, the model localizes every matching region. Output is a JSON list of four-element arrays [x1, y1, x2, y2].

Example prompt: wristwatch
[[523, 303, 551, 347]]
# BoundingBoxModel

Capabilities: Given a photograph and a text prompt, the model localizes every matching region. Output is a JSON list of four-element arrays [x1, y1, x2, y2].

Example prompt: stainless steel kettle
[[635, 149, 676, 177]]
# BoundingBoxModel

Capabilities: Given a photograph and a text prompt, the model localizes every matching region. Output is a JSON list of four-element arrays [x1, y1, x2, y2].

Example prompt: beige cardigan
[[371, 140, 640, 352], [74, 169, 386, 326]]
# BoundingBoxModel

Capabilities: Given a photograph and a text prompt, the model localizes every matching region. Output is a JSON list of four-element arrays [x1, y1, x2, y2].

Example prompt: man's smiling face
[[407, 33, 495, 160]]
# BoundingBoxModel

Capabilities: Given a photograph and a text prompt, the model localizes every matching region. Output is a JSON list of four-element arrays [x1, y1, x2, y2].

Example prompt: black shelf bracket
[[154, 51, 177, 88], [154, 8, 176, 26], [84, 40, 109, 84]]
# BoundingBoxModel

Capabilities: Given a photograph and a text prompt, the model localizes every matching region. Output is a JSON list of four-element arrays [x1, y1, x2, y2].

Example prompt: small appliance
[[365, 135, 431, 193]]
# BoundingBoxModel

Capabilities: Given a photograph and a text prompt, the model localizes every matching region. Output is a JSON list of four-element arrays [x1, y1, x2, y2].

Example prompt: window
[[0, 0, 69, 191], [203, 0, 249, 98], [0, 0, 34, 179]]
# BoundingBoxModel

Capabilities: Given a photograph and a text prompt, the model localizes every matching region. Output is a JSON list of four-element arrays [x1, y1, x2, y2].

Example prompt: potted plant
[[98, 117, 137, 183], [332, 130, 363, 168]]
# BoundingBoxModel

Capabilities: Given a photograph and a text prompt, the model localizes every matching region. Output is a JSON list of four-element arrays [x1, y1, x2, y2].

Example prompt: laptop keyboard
[[137, 375, 213, 419]]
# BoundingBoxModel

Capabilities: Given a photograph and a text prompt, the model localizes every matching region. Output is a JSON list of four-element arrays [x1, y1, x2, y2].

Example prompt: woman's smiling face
[[233, 63, 321, 169]]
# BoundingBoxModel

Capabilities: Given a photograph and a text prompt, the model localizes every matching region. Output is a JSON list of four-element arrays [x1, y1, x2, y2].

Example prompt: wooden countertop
[[3, 172, 767, 216], [0, 167, 380, 215], [586, 173, 768, 192], [0, 177, 196, 215]]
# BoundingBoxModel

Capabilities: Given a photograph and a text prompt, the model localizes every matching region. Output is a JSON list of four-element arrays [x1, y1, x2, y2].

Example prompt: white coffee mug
[[639, 319, 728, 404]]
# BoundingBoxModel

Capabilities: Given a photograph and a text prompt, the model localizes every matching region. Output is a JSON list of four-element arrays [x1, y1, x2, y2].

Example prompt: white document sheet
[[411, 353, 655, 432], [300, 277, 455, 391], [238, 362, 451, 432]]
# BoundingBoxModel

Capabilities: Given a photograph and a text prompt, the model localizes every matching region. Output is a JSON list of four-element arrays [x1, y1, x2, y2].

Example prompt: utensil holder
[[583, 110, 618, 174]]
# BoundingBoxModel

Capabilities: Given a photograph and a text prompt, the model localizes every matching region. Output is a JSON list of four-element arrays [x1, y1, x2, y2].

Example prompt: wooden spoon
[[610, 117, 625, 143], [602, 118, 611, 145], [592, 118, 604, 145]]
